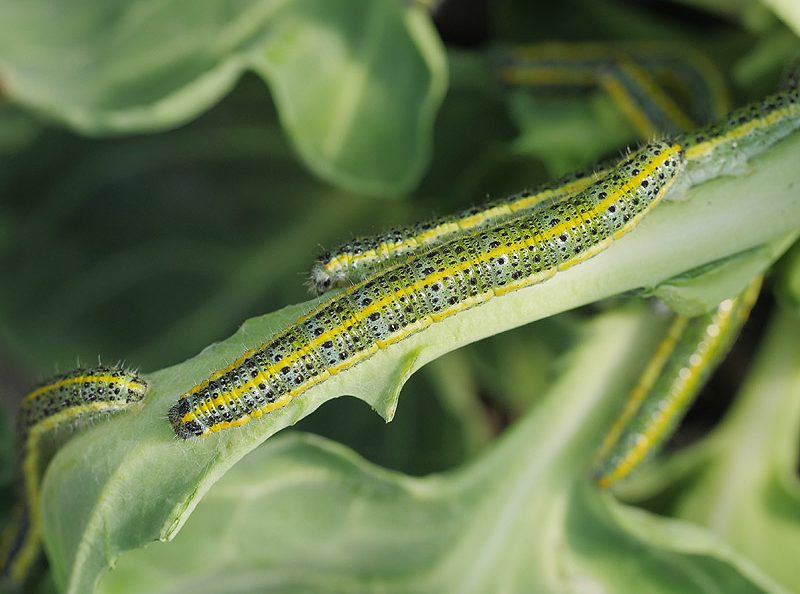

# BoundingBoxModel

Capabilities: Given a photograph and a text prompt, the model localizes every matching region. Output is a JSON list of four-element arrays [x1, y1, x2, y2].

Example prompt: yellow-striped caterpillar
[[592, 277, 762, 487], [0, 366, 147, 589], [170, 141, 684, 438], [308, 166, 603, 295], [497, 42, 723, 137], [306, 59, 797, 486], [308, 85, 799, 298]]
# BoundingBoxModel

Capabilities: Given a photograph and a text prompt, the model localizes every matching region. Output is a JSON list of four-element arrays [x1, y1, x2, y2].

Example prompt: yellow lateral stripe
[[191, 145, 680, 419], [323, 176, 599, 277], [600, 75, 659, 138], [624, 42, 731, 117], [183, 145, 681, 425], [201, 296, 494, 435], [596, 277, 762, 488], [596, 304, 736, 488], [6, 399, 136, 583], [686, 101, 800, 160], [616, 58, 696, 132], [22, 375, 145, 404], [594, 316, 689, 464]]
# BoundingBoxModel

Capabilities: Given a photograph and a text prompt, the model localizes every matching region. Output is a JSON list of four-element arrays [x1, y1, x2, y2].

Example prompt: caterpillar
[[499, 42, 730, 125], [593, 277, 762, 488], [310, 75, 799, 296], [596, 54, 696, 137], [678, 82, 800, 188], [309, 44, 720, 296], [303, 57, 798, 484], [308, 166, 605, 295], [590, 65, 798, 487], [169, 140, 685, 438], [497, 42, 715, 137], [0, 366, 147, 590]]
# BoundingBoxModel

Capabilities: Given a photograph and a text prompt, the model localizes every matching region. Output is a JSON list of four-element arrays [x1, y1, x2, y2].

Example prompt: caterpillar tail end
[[168, 398, 203, 439]]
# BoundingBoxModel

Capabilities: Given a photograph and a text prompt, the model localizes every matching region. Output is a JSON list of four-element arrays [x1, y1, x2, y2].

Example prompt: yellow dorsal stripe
[[23, 375, 145, 404], [182, 145, 681, 426], [322, 175, 599, 277]]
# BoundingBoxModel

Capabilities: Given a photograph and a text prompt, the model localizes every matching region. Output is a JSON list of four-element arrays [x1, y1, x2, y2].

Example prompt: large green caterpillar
[[0, 367, 147, 590], [171, 58, 800, 440], [308, 166, 604, 295], [170, 141, 684, 438]]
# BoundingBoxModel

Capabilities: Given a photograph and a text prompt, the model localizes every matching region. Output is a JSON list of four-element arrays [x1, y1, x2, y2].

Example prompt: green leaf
[[91, 308, 780, 594], [650, 232, 798, 316], [0, 0, 446, 196], [760, 0, 800, 35], [776, 241, 800, 313], [616, 308, 800, 592], [38, 130, 800, 594], [508, 93, 638, 175]]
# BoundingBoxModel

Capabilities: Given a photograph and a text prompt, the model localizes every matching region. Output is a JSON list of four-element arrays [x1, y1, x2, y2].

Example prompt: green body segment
[[0, 367, 147, 590], [308, 166, 604, 295], [310, 42, 725, 296], [497, 42, 716, 136], [592, 278, 762, 488], [311, 60, 799, 300], [678, 84, 800, 187], [170, 141, 685, 439]]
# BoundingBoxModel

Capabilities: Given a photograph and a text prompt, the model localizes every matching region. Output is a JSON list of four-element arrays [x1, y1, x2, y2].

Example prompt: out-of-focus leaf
[[617, 308, 800, 592], [36, 130, 800, 594], [733, 26, 800, 91], [760, 0, 800, 35], [508, 93, 636, 175], [0, 0, 446, 195], [776, 241, 800, 313], [93, 308, 781, 594]]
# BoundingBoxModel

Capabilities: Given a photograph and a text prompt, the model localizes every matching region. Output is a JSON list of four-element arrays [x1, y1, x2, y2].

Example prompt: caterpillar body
[[0, 367, 147, 589], [678, 84, 800, 188], [170, 141, 685, 438], [311, 83, 799, 296], [498, 42, 714, 136], [593, 277, 762, 488], [308, 166, 604, 295]]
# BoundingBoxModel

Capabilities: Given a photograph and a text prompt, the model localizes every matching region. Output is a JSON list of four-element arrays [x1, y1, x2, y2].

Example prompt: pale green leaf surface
[[760, 0, 800, 35], [0, 0, 446, 195], [650, 232, 798, 316], [616, 308, 800, 592], [92, 309, 780, 594], [38, 130, 800, 593]]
